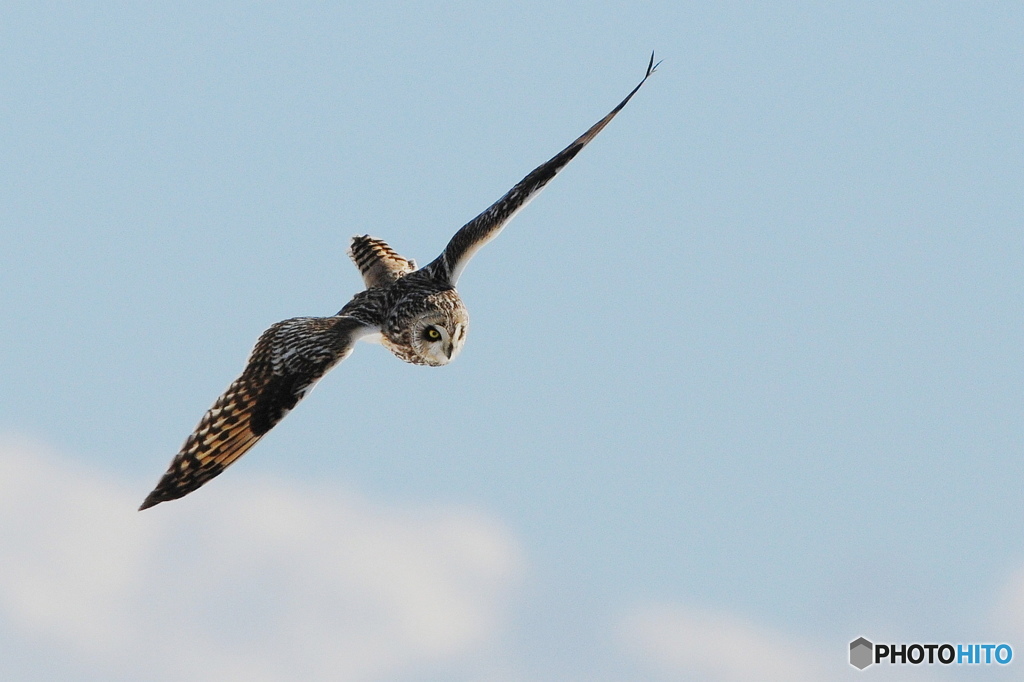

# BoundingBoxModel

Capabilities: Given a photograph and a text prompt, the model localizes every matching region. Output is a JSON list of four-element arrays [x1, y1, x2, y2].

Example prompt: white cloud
[[0, 438, 523, 681], [618, 603, 830, 682], [991, 565, 1024, 644]]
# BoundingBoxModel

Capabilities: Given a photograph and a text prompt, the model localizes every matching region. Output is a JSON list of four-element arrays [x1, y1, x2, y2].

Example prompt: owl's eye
[[424, 327, 442, 341]]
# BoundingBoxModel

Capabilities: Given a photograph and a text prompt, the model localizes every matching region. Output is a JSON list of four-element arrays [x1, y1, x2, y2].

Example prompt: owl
[[139, 55, 658, 510]]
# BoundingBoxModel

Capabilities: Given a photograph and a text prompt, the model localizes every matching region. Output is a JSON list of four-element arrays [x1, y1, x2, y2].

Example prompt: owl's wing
[[425, 53, 659, 286], [348, 235, 417, 288], [139, 315, 377, 510]]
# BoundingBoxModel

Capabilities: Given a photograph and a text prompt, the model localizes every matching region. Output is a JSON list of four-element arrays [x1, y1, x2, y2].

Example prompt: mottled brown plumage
[[140, 55, 657, 509], [139, 316, 371, 509], [348, 235, 417, 288]]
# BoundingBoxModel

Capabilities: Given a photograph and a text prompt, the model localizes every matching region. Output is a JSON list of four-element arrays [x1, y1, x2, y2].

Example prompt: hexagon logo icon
[[850, 637, 873, 670]]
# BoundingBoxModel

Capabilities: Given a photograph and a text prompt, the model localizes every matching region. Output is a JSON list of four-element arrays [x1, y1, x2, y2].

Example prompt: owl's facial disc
[[417, 319, 467, 366]]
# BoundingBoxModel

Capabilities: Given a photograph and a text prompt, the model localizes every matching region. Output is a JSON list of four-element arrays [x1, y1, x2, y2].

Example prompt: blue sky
[[1, 2, 1022, 680]]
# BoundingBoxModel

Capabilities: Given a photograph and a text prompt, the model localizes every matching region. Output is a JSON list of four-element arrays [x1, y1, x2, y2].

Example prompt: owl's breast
[[380, 333, 429, 365]]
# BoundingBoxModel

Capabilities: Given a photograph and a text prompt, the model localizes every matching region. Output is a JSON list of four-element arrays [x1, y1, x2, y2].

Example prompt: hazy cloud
[[0, 438, 523, 681], [618, 603, 829, 682], [991, 565, 1024, 644]]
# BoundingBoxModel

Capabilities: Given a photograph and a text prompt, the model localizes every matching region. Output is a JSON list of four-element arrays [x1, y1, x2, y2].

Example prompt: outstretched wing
[[139, 315, 376, 510], [425, 53, 659, 286]]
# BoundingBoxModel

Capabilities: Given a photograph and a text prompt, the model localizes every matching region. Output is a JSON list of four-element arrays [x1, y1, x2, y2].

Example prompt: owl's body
[[341, 262, 469, 367], [140, 56, 657, 510]]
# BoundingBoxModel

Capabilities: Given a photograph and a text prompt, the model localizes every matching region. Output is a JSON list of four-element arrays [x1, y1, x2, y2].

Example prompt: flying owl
[[139, 55, 657, 510]]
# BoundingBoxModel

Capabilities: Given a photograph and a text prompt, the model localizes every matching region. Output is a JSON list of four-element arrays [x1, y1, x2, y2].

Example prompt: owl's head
[[408, 307, 468, 366], [381, 285, 470, 366]]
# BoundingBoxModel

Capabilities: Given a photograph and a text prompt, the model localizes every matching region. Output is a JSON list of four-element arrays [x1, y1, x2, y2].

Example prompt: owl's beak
[[444, 342, 454, 359]]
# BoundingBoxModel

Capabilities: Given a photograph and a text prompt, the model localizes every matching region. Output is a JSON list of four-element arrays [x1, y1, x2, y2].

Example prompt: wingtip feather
[[138, 494, 160, 511], [645, 51, 662, 79]]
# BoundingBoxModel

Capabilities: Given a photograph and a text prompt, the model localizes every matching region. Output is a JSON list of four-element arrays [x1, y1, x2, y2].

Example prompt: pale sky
[[1, 3, 1022, 680]]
